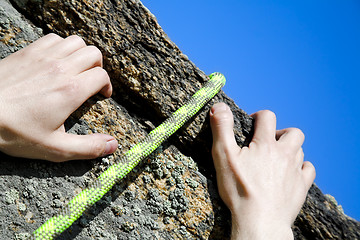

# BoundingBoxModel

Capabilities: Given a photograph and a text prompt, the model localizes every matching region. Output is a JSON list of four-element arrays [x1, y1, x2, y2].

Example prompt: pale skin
[[210, 103, 316, 239], [0, 34, 315, 238], [0, 34, 118, 161]]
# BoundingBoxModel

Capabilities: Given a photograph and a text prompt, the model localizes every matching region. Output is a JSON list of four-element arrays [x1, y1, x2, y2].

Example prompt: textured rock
[[0, 0, 359, 239], [0, 0, 42, 59]]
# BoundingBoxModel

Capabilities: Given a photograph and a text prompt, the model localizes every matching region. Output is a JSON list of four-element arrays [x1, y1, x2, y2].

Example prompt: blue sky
[[141, 0, 360, 220]]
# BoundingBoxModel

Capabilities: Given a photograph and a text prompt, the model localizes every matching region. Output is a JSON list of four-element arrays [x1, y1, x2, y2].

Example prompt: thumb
[[302, 161, 316, 191], [50, 132, 118, 161], [210, 103, 238, 162]]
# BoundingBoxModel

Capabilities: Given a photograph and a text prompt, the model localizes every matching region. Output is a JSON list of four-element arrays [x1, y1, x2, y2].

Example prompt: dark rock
[[0, 0, 359, 239]]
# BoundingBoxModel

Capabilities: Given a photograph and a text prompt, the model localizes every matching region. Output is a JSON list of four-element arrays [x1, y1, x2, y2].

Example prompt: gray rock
[[0, 0, 359, 239]]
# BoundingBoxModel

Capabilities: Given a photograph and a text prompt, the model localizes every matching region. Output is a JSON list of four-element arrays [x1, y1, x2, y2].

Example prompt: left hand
[[0, 34, 118, 162]]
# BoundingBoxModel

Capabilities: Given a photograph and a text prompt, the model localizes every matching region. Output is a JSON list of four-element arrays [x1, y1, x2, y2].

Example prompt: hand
[[0, 34, 118, 162], [210, 103, 316, 239]]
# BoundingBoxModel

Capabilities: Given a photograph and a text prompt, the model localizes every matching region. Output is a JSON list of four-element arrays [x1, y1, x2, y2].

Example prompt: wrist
[[231, 213, 294, 240]]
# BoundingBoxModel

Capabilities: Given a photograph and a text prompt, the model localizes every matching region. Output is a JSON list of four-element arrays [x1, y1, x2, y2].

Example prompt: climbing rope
[[30, 72, 226, 239]]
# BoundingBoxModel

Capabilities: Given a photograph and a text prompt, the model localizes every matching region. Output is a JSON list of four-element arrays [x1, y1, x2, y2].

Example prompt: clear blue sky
[[141, 0, 360, 220]]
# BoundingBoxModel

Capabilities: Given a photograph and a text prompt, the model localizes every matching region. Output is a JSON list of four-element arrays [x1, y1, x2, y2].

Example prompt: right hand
[[210, 102, 315, 239]]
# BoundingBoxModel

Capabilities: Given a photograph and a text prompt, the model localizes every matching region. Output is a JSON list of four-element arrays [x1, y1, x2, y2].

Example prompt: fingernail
[[210, 103, 228, 115], [102, 139, 118, 157]]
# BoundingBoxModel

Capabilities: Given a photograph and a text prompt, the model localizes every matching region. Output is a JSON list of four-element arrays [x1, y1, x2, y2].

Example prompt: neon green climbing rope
[[31, 72, 226, 239]]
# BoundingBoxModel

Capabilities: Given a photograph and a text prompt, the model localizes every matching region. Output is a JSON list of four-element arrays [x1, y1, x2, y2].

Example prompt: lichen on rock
[[0, 0, 359, 239]]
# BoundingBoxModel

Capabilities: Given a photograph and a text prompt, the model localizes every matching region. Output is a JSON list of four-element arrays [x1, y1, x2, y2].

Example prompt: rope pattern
[[30, 72, 226, 239]]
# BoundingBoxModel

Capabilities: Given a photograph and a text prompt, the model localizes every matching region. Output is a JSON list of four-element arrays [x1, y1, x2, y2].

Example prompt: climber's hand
[[210, 103, 315, 239], [0, 33, 118, 162]]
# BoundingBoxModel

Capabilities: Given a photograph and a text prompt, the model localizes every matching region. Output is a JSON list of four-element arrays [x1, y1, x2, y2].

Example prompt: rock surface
[[0, 0, 359, 239]]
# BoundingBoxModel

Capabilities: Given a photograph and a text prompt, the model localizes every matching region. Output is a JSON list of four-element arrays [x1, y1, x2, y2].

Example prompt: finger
[[210, 103, 238, 149], [68, 67, 112, 110], [295, 147, 305, 168], [48, 67, 111, 123], [276, 128, 305, 150], [28, 33, 64, 52], [48, 35, 87, 58], [63, 45, 103, 74], [49, 133, 118, 161], [251, 110, 277, 143], [302, 161, 316, 190], [210, 103, 239, 169]]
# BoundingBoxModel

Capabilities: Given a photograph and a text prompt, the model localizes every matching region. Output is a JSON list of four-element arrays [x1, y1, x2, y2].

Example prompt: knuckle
[[61, 77, 79, 96], [312, 165, 316, 177], [258, 140, 275, 153], [45, 146, 72, 162], [48, 59, 66, 74], [303, 161, 316, 181], [211, 110, 234, 126], [94, 67, 110, 81], [68, 35, 86, 46], [88, 140, 105, 159], [258, 109, 276, 120], [87, 45, 103, 59], [289, 127, 305, 140], [16, 46, 34, 59], [307, 161, 316, 173], [299, 147, 305, 157], [45, 33, 62, 41], [24, 34, 60, 58]]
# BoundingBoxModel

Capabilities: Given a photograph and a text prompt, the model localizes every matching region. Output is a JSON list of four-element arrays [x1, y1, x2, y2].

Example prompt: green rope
[[30, 72, 226, 239]]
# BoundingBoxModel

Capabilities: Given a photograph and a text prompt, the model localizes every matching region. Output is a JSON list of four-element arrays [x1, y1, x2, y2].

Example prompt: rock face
[[0, 0, 359, 239]]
